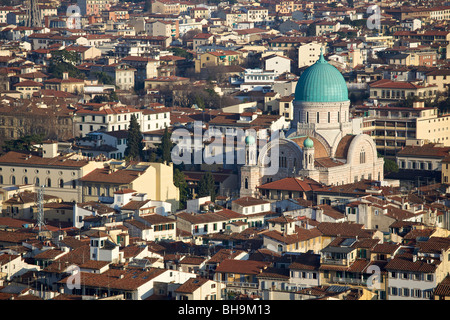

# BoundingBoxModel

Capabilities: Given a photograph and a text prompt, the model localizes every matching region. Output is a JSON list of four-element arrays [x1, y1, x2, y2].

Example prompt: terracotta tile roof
[[79, 259, 110, 270], [13, 80, 43, 87], [369, 79, 433, 89], [0, 230, 36, 245], [0, 253, 20, 266], [288, 252, 321, 271], [397, 143, 450, 158], [232, 196, 269, 207], [207, 249, 246, 264], [257, 177, 323, 192], [174, 277, 209, 294], [316, 222, 368, 238], [256, 267, 290, 279], [316, 204, 345, 220], [33, 249, 67, 260], [289, 136, 329, 158], [417, 237, 450, 254], [0, 217, 30, 229], [138, 214, 176, 225], [121, 200, 151, 210], [59, 267, 167, 291], [175, 211, 229, 224], [335, 135, 356, 159], [403, 228, 436, 240], [385, 206, 417, 221], [371, 243, 401, 254], [43, 245, 91, 273], [385, 256, 439, 273], [262, 226, 322, 245], [214, 259, 271, 275], [0, 151, 90, 168], [215, 208, 246, 220], [180, 256, 206, 265], [434, 275, 450, 297], [79, 168, 143, 184]]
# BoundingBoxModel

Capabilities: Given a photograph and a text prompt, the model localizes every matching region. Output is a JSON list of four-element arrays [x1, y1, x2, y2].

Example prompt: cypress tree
[[197, 171, 216, 202], [159, 127, 172, 164], [124, 114, 145, 161]]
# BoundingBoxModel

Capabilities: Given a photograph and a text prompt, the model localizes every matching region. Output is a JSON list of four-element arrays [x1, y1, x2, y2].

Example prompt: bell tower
[[303, 137, 315, 171]]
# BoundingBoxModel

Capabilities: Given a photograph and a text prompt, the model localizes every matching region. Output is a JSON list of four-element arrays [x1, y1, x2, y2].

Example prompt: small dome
[[245, 135, 256, 145], [303, 137, 314, 148], [294, 51, 349, 103]]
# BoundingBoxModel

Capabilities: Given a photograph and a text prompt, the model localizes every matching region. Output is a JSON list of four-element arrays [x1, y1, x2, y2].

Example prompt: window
[[426, 274, 433, 281], [59, 179, 64, 188], [403, 288, 409, 297], [360, 148, 366, 164], [391, 272, 396, 278], [414, 289, 422, 298]]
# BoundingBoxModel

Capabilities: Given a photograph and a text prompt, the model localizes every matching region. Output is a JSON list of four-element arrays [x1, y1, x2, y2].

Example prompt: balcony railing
[[331, 277, 367, 286], [320, 258, 348, 266], [220, 281, 258, 289]]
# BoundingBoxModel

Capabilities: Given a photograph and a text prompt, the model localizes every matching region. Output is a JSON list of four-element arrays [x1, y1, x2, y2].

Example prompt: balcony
[[219, 281, 258, 289], [320, 258, 348, 266], [331, 277, 368, 286]]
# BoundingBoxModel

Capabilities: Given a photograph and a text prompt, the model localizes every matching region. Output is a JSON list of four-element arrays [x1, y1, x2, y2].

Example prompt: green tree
[[93, 71, 115, 85], [48, 49, 85, 79], [124, 114, 145, 161], [158, 127, 172, 164], [173, 167, 189, 209], [384, 158, 399, 174], [197, 171, 216, 202], [2, 134, 45, 153]]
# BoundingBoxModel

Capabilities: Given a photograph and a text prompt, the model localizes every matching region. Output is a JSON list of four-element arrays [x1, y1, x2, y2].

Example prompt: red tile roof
[[257, 177, 323, 192]]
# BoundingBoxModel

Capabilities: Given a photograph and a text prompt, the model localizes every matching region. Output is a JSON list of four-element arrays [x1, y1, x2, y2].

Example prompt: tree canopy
[[48, 49, 85, 79], [124, 114, 145, 161], [197, 171, 216, 202]]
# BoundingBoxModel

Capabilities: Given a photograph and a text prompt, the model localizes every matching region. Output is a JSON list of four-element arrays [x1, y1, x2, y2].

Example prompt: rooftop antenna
[[34, 185, 47, 239]]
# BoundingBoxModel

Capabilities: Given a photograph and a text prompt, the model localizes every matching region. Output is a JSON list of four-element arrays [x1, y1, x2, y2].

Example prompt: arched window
[[35, 177, 40, 187], [11, 175, 15, 185], [59, 179, 64, 188], [316, 112, 320, 123], [0, 175, 3, 184], [47, 178, 51, 188], [360, 148, 366, 164], [72, 180, 76, 189], [23, 176, 28, 184], [244, 177, 249, 189]]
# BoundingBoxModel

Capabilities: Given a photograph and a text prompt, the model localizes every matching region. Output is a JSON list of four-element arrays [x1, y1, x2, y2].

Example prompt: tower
[[303, 137, 315, 170], [239, 135, 260, 197], [25, 0, 43, 28]]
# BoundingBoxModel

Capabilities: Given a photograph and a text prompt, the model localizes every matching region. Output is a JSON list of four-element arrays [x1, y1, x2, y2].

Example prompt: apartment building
[[0, 142, 105, 203], [78, 0, 111, 16], [368, 79, 438, 105], [194, 50, 242, 73], [151, 0, 181, 15], [386, 237, 450, 300], [79, 160, 179, 209], [355, 102, 450, 157]]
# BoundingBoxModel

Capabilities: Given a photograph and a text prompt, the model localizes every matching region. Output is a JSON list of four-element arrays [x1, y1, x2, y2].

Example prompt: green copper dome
[[303, 137, 314, 148], [245, 135, 255, 145], [295, 51, 349, 103]]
